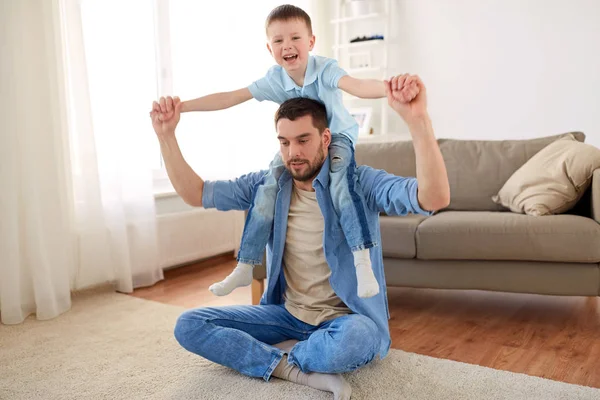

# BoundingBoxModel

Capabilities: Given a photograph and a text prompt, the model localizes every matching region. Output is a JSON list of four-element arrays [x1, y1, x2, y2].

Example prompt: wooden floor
[[131, 253, 600, 389]]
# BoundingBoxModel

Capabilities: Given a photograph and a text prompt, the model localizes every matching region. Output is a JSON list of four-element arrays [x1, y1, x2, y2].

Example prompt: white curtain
[[1, 0, 74, 325], [0, 0, 163, 325]]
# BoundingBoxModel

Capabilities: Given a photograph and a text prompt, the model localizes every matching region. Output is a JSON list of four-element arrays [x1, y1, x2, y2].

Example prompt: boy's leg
[[328, 135, 380, 298], [209, 153, 285, 296]]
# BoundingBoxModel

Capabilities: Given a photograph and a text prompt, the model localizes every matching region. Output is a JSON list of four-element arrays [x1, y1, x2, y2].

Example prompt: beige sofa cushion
[[439, 132, 585, 211], [355, 140, 416, 178], [416, 211, 600, 263], [492, 135, 600, 216], [380, 214, 428, 258]]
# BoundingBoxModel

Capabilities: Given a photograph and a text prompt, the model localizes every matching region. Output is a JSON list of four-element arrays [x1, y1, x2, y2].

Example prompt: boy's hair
[[275, 98, 328, 133], [265, 4, 313, 35]]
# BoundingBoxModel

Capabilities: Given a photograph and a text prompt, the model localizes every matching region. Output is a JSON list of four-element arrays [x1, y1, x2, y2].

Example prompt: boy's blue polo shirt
[[248, 55, 360, 144]]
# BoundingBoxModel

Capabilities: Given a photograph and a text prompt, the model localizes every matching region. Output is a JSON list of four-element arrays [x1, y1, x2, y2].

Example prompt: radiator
[[157, 208, 244, 268]]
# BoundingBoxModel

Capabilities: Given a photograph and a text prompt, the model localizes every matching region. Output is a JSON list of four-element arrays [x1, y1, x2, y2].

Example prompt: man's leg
[[174, 304, 305, 381], [288, 314, 380, 374], [272, 350, 352, 400], [174, 304, 359, 399]]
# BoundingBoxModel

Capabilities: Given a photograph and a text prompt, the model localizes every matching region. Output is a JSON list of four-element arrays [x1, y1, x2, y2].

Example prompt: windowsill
[[153, 169, 177, 199], [154, 190, 178, 199]]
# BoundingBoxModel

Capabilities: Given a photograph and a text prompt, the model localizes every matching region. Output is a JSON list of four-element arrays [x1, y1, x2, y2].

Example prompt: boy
[[154, 4, 418, 298]]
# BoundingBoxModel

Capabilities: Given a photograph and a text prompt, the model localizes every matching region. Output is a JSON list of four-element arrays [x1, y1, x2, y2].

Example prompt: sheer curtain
[[1, 0, 319, 325], [1, 0, 74, 325], [0, 0, 163, 325], [61, 0, 163, 292]]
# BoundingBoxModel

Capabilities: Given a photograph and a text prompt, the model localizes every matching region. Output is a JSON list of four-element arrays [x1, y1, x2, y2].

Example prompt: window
[[79, 0, 313, 192], [79, 0, 160, 175]]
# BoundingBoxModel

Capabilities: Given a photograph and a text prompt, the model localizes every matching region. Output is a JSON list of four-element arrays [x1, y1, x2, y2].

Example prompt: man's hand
[[384, 74, 428, 125], [150, 96, 182, 141]]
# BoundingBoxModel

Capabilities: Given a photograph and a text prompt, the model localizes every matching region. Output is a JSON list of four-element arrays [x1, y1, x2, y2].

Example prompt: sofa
[[251, 132, 600, 304]]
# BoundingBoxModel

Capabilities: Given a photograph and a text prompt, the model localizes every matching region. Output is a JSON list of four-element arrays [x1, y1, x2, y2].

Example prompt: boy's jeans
[[174, 304, 380, 381], [237, 134, 376, 265]]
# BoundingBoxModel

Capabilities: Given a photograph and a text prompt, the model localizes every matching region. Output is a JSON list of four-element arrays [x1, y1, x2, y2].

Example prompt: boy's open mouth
[[283, 54, 298, 63]]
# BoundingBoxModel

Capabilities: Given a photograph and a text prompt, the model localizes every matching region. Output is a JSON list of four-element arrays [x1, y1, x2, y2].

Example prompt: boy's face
[[266, 18, 315, 74]]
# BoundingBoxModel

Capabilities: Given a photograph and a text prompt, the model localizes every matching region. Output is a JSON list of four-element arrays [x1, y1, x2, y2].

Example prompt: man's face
[[277, 115, 330, 182], [266, 18, 315, 74]]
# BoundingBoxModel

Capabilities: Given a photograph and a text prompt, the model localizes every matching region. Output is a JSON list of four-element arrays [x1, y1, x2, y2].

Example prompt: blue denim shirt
[[202, 156, 432, 359]]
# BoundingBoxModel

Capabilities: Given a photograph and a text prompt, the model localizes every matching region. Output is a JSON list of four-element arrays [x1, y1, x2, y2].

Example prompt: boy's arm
[[180, 87, 253, 113], [337, 75, 386, 99], [338, 74, 420, 100]]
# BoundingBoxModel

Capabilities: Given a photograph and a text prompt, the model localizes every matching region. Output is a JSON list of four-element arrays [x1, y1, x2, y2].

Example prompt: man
[[150, 75, 450, 400]]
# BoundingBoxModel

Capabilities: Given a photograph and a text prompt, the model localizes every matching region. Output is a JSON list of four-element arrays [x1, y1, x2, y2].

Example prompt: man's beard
[[285, 145, 325, 182]]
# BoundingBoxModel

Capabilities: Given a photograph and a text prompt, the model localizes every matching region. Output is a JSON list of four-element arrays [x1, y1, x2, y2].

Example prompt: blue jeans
[[173, 304, 380, 381], [237, 134, 376, 265]]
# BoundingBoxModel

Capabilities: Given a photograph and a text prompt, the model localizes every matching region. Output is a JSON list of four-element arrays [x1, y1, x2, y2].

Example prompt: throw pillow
[[492, 134, 600, 216]]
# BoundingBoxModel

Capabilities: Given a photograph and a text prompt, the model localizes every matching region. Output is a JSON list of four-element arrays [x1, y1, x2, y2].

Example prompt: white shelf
[[334, 0, 392, 135], [333, 40, 386, 50], [330, 13, 381, 24]]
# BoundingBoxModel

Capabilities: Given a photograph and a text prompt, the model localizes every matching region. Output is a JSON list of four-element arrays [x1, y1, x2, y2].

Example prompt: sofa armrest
[[592, 169, 600, 224]]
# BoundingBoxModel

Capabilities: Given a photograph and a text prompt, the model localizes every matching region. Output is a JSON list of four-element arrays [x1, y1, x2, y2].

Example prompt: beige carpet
[[1, 288, 599, 400]]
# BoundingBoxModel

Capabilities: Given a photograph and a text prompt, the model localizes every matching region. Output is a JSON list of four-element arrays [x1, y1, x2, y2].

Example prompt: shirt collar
[[312, 155, 330, 188], [281, 55, 318, 91]]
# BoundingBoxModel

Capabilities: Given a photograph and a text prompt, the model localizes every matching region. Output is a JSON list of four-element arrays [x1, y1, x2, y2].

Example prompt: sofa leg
[[251, 278, 264, 305]]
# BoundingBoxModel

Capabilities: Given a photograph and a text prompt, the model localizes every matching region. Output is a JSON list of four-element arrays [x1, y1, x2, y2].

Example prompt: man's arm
[[152, 97, 205, 206], [384, 75, 450, 212], [151, 96, 265, 209], [408, 116, 450, 212], [358, 167, 433, 216]]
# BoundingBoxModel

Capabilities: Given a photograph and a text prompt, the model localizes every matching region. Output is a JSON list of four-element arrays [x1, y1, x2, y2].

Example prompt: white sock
[[353, 249, 380, 298], [209, 262, 253, 296], [272, 355, 352, 400]]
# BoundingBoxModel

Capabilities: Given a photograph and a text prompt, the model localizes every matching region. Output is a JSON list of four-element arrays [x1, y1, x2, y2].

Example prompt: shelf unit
[[332, 0, 392, 136], [333, 39, 386, 50], [330, 12, 381, 24]]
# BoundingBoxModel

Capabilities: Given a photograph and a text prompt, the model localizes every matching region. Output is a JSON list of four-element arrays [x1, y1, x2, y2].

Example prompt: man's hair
[[274, 98, 328, 133], [265, 4, 313, 35]]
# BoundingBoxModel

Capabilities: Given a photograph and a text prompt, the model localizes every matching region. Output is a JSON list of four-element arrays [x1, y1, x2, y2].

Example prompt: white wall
[[385, 0, 600, 146], [155, 0, 600, 269]]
